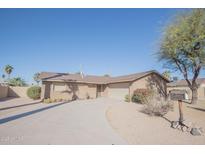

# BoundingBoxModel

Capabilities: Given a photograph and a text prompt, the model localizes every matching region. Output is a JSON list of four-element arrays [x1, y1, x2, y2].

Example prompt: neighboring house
[[39, 70, 169, 101], [168, 78, 205, 101]]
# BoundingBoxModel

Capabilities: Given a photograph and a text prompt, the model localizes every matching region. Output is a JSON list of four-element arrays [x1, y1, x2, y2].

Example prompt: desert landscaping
[[106, 100, 205, 144]]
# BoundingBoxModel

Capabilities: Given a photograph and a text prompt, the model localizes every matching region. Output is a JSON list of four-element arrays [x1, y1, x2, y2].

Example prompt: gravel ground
[[106, 101, 205, 144]]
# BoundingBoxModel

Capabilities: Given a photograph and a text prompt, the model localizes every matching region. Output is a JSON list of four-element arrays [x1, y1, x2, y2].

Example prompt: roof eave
[[42, 79, 107, 85]]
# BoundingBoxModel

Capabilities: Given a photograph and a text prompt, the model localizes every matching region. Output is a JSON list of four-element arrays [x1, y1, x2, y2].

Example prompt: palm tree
[[33, 72, 40, 85], [4, 65, 13, 79]]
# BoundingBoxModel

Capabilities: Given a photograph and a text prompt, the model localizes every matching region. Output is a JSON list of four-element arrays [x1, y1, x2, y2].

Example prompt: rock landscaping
[[171, 120, 204, 136]]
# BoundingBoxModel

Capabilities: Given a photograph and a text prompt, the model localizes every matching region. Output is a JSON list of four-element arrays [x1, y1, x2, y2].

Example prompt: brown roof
[[39, 72, 67, 80], [40, 70, 169, 84], [45, 74, 110, 84], [108, 71, 160, 83], [168, 78, 205, 87]]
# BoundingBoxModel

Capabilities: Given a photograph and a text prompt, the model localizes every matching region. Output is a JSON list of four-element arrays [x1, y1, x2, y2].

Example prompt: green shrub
[[27, 86, 41, 100], [125, 94, 130, 102], [132, 94, 143, 103], [132, 89, 154, 104]]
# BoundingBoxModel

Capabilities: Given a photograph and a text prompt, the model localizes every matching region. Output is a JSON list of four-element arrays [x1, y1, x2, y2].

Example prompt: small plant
[[42, 98, 69, 104], [132, 94, 143, 103], [43, 98, 52, 103], [124, 94, 130, 102], [27, 86, 41, 100], [142, 97, 174, 116], [43, 98, 50, 103]]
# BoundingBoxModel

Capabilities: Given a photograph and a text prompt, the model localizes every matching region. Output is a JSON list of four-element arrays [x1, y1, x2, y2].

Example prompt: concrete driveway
[[0, 97, 126, 145]]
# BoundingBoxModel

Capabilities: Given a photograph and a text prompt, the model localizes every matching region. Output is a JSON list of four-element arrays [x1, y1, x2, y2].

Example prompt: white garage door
[[108, 83, 129, 100]]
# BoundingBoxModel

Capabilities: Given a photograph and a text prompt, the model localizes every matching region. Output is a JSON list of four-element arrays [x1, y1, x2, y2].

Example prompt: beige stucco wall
[[42, 81, 97, 100], [0, 85, 8, 98], [168, 84, 205, 101], [8, 86, 30, 98], [130, 74, 167, 99], [41, 83, 46, 99]]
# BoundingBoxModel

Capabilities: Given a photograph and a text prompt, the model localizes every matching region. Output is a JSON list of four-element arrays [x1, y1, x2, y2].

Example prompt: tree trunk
[[191, 87, 198, 104]]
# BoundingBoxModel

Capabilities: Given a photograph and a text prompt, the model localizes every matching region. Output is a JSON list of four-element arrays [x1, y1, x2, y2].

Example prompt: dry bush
[[132, 89, 154, 104], [43, 98, 52, 103], [142, 97, 174, 116], [43, 98, 65, 103]]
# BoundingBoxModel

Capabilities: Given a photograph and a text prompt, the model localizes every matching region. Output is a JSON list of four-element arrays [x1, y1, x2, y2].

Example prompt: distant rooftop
[[168, 78, 205, 87]]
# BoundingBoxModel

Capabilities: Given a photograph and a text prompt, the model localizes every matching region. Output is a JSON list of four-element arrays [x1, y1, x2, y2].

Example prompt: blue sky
[[0, 9, 204, 84]]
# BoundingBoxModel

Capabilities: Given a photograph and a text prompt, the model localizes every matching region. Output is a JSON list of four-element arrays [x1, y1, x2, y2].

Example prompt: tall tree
[[4, 65, 14, 79], [33, 72, 40, 85], [162, 70, 171, 80], [158, 9, 205, 104]]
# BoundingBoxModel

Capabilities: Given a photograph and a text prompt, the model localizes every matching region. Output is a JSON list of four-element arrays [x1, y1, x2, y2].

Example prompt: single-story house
[[167, 78, 205, 101], [39, 70, 169, 101]]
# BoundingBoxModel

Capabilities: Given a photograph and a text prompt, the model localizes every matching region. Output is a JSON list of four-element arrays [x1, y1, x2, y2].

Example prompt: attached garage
[[108, 82, 130, 100]]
